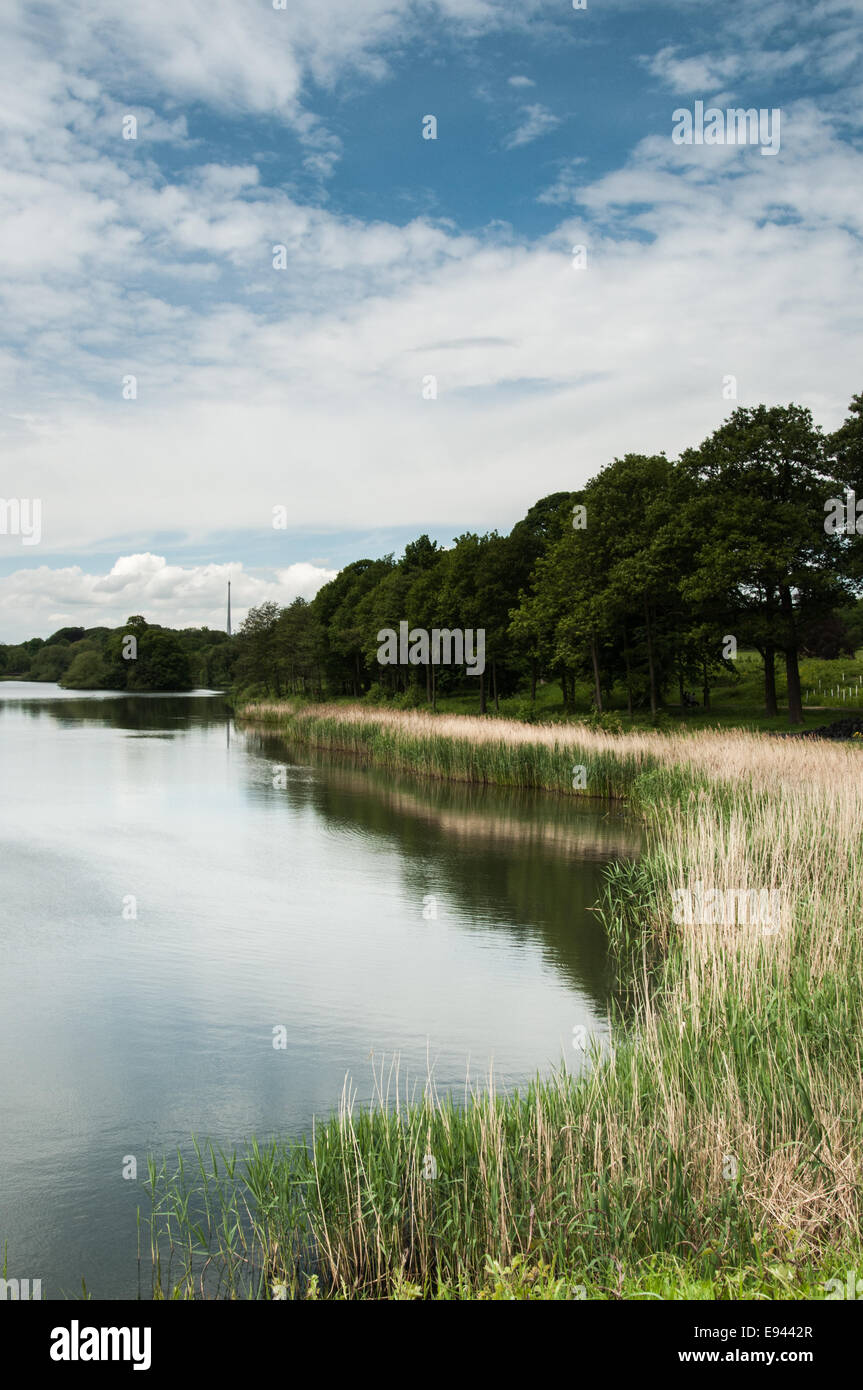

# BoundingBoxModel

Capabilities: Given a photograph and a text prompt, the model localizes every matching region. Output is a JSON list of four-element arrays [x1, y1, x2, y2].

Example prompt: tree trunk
[[426, 663, 431, 705], [591, 634, 603, 714], [779, 587, 803, 725], [561, 668, 568, 712], [431, 662, 437, 712], [702, 658, 711, 711], [763, 644, 778, 717], [644, 599, 658, 714], [623, 631, 633, 716], [678, 667, 685, 708], [492, 660, 499, 713], [784, 645, 803, 725], [479, 668, 487, 714], [530, 661, 537, 703]]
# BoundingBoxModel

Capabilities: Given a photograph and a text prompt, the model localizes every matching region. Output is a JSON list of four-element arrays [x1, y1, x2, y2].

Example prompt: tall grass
[[238, 700, 677, 800], [146, 703, 863, 1298]]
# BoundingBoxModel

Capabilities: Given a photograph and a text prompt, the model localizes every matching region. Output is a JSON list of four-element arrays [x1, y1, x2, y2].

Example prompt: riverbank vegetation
[[146, 707, 863, 1299]]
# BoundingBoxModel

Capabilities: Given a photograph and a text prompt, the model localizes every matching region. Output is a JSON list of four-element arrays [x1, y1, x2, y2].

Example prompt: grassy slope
[[146, 705, 863, 1300], [379, 648, 863, 733]]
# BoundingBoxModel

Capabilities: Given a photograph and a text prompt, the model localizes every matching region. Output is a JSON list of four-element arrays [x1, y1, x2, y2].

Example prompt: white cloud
[[645, 45, 740, 95], [503, 103, 562, 149], [537, 157, 587, 205], [642, 0, 863, 93], [0, 0, 862, 650], [2, 0, 541, 171], [0, 555, 338, 642], [508, 75, 535, 88], [1, 99, 861, 577]]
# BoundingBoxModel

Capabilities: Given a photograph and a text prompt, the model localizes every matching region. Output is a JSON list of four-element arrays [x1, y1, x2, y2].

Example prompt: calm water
[[0, 683, 640, 1298]]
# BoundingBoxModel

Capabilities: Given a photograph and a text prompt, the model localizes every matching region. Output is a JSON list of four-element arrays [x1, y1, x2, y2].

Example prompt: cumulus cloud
[[0, 555, 337, 642]]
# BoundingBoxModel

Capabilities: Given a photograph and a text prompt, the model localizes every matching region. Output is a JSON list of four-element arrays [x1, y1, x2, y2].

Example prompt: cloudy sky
[[1, 0, 861, 640]]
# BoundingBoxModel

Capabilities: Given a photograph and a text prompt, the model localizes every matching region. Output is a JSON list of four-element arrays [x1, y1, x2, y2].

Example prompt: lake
[[0, 683, 641, 1298]]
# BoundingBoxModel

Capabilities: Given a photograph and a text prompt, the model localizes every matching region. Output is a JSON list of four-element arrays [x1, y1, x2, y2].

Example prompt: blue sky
[[1, 0, 862, 640]]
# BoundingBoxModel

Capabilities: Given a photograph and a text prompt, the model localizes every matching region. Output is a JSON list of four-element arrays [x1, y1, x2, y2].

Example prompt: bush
[[361, 682, 387, 705], [650, 710, 674, 731], [510, 698, 541, 724], [392, 685, 425, 710], [60, 650, 110, 690]]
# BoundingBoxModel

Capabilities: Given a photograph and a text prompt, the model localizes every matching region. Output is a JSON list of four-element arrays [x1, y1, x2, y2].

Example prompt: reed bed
[[146, 703, 863, 1298], [238, 698, 862, 800]]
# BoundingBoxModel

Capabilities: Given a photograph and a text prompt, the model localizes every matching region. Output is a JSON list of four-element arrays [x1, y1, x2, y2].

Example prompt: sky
[[1, 0, 862, 641]]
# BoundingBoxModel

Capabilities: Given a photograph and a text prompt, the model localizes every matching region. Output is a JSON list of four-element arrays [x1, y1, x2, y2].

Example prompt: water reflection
[[0, 683, 640, 1298], [247, 731, 641, 1009]]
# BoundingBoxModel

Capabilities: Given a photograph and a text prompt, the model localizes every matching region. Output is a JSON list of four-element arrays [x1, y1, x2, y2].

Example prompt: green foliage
[[128, 629, 193, 691], [29, 641, 74, 682], [61, 649, 110, 689]]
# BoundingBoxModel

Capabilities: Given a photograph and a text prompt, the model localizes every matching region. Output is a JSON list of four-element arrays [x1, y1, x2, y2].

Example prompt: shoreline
[[145, 700, 863, 1299]]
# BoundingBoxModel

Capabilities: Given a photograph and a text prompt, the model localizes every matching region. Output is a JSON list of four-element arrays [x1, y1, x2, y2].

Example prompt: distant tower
[[227, 580, 232, 637]]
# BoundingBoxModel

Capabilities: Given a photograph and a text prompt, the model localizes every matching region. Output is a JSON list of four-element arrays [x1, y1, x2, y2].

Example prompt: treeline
[[234, 397, 863, 724], [0, 616, 233, 692], [4, 396, 862, 720]]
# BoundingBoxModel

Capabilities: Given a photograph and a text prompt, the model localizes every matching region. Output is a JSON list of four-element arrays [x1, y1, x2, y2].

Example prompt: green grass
[[350, 648, 863, 734]]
